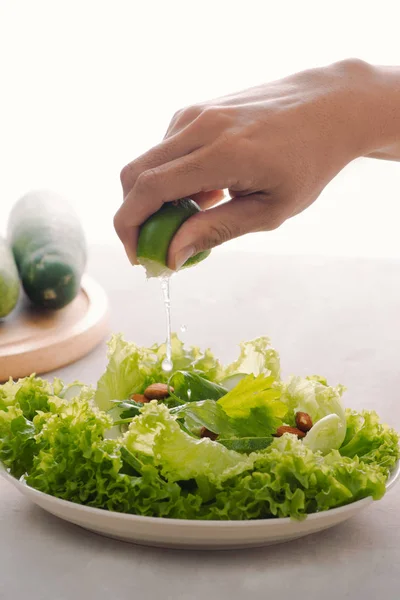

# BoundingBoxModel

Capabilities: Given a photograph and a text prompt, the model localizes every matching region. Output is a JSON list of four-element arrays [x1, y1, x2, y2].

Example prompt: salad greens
[[0, 334, 398, 521]]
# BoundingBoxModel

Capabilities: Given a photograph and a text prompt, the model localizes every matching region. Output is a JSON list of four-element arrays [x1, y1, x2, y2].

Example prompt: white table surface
[[1, 246, 399, 600]]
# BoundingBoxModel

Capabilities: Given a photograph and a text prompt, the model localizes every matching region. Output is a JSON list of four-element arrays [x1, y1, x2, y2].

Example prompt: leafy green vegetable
[[94, 335, 162, 411], [0, 381, 20, 413], [206, 436, 388, 520], [94, 334, 227, 411], [281, 375, 347, 449], [124, 402, 255, 483], [281, 375, 346, 422], [221, 336, 281, 382], [0, 334, 398, 522], [0, 375, 60, 420], [115, 399, 146, 421], [168, 370, 227, 403], [173, 400, 236, 437], [218, 436, 273, 453], [94, 334, 281, 413], [218, 374, 277, 413], [14, 376, 54, 420], [0, 410, 37, 478], [218, 374, 287, 437], [175, 375, 287, 440], [340, 409, 399, 475]]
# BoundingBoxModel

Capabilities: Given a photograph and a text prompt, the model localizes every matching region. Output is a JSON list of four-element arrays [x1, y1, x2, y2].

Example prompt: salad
[[0, 334, 398, 521]]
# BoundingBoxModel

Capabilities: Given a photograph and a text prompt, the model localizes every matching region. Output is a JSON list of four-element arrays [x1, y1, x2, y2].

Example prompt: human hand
[[114, 59, 399, 269]]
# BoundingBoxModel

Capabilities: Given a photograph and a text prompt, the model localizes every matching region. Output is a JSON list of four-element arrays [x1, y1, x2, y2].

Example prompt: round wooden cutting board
[[0, 275, 109, 382]]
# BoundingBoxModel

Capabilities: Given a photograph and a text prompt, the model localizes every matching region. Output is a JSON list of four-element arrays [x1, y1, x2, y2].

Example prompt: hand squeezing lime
[[137, 199, 211, 278]]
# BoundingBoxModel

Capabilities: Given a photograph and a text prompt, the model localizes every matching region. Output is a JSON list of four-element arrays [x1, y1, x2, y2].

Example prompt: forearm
[[361, 64, 400, 161]]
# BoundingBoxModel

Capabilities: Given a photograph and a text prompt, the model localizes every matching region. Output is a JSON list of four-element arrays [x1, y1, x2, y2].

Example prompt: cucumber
[[0, 235, 20, 318], [7, 190, 87, 310]]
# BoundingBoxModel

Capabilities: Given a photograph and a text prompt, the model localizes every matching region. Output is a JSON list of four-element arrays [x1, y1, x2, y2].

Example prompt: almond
[[143, 383, 173, 400], [295, 411, 313, 432], [131, 393, 149, 404], [275, 425, 306, 439], [200, 427, 218, 441]]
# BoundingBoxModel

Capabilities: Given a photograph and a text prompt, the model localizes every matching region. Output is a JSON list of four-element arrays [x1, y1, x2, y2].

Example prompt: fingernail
[[174, 246, 195, 271]]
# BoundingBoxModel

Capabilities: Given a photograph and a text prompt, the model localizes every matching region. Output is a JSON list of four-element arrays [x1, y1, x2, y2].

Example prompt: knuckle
[[214, 130, 248, 164], [264, 206, 286, 231], [212, 131, 236, 156], [171, 108, 184, 123], [177, 158, 203, 179], [264, 218, 282, 232], [135, 168, 160, 194], [172, 104, 202, 127], [198, 220, 237, 249], [120, 163, 135, 191], [213, 220, 237, 243], [200, 107, 237, 132], [218, 130, 235, 146], [113, 211, 124, 238], [183, 104, 203, 121], [196, 106, 223, 128], [333, 57, 371, 76]]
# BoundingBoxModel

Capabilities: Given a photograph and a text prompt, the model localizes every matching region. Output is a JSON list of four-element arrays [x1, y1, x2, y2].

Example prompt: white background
[[1, 0, 400, 259]]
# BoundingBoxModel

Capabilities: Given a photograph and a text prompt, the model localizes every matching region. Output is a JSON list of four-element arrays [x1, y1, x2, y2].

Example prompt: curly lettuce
[[281, 375, 347, 452], [0, 335, 398, 521]]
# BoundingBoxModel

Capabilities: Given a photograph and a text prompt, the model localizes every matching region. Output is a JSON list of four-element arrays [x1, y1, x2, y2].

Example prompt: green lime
[[137, 198, 211, 278]]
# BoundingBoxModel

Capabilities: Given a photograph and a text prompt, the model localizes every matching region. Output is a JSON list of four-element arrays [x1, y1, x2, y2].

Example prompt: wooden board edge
[[0, 275, 110, 382]]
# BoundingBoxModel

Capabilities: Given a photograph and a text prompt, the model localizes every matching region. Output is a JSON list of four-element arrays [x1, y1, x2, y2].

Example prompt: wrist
[[364, 63, 400, 160], [335, 59, 400, 161]]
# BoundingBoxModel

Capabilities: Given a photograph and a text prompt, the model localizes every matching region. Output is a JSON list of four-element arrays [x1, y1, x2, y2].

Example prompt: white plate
[[1, 462, 399, 550]]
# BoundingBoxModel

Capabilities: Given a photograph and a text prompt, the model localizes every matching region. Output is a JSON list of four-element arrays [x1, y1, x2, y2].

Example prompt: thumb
[[167, 194, 285, 271]]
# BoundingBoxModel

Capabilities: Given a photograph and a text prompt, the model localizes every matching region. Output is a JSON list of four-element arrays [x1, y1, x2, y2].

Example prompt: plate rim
[[1, 459, 398, 529]]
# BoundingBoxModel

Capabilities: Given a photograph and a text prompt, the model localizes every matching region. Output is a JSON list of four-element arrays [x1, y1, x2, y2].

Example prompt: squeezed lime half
[[137, 198, 211, 278]]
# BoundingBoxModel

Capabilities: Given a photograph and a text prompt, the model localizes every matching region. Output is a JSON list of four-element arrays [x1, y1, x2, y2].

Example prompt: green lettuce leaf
[[0, 334, 398, 522], [115, 399, 144, 421], [281, 375, 347, 450], [218, 436, 273, 453], [340, 409, 399, 475], [94, 335, 162, 411], [281, 375, 346, 422], [0, 378, 23, 411], [168, 370, 227, 403], [14, 376, 55, 420], [205, 435, 387, 520], [175, 375, 287, 442], [0, 407, 37, 478], [23, 397, 201, 518], [0, 375, 64, 419], [218, 374, 287, 437], [124, 402, 255, 483], [173, 400, 236, 437], [94, 334, 280, 413], [221, 336, 281, 382], [94, 334, 226, 411], [0, 376, 70, 477]]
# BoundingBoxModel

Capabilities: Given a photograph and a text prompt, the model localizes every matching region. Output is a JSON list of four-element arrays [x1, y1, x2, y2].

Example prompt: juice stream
[[160, 277, 173, 372]]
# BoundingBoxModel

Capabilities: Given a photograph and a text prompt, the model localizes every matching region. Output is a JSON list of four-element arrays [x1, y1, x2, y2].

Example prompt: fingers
[[191, 189, 226, 209], [114, 145, 241, 264], [120, 107, 230, 198], [120, 132, 201, 198], [167, 194, 288, 270]]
